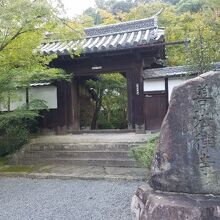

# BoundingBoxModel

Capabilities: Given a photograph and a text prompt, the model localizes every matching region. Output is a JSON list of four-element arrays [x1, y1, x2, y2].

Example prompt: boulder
[[150, 71, 220, 194]]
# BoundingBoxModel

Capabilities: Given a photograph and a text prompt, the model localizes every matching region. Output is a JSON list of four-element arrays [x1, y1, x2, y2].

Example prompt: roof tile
[[40, 16, 164, 55]]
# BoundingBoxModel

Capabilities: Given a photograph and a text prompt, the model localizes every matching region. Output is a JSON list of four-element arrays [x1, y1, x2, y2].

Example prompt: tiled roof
[[39, 16, 164, 55], [143, 62, 220, 79]]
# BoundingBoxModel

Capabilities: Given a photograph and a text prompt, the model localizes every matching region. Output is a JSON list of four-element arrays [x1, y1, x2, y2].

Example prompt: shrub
[[96, 112, 114, 129], [0, 99, 48, 156], [0, 109, 38, 157], [0, 125, 29, 156], [129, 133, 160, 169]]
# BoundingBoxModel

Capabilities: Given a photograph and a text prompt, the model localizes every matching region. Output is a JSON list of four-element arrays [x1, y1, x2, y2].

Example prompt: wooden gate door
[[144, 92, 168, 130]]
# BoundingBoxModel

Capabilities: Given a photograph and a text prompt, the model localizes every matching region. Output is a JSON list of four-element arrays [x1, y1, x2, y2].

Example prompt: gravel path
[[0, 178, 142, 220]]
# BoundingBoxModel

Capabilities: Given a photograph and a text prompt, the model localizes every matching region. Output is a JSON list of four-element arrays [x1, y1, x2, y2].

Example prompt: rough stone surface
[[131, 184, 220, 220], [150, 71, 220, 194]]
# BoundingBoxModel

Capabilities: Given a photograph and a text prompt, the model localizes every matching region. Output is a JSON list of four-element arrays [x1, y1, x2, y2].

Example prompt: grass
[[129, 133, 160, 169]]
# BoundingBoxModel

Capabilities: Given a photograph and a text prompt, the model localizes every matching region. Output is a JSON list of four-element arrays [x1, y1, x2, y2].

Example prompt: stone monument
[[131, 71, 220, 220]]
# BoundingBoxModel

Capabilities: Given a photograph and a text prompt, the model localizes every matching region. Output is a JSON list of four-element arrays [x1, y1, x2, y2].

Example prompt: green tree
[[176, 0, 205, 13], [125, 1, 220, 67], [185, 13, 219, 74], [0, 0, 83, 154], [163, 0, 181, 5], [86, 73, 127, 130], [0, 0, 83, 108], [0, 1, 82, 81], [83, 7, 102, 25]]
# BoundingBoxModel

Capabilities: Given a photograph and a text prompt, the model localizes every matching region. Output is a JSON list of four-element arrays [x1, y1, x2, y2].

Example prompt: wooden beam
[[51, 52, 159, 75]]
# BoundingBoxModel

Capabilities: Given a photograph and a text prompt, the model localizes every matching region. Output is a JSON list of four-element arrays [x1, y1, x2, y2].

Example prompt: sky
[[61, 0, 96, 17]]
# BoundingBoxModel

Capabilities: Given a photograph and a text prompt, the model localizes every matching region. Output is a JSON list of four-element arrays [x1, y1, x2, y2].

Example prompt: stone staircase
[[10, 133, 149, 168]]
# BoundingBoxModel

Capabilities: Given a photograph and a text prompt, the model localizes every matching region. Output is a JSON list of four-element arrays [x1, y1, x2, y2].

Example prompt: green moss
[[0, 165, 35, 173], [129, 133, 160, 169]]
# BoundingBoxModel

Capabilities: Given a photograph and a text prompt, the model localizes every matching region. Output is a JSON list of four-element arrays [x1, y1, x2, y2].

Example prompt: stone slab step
[[30, 133, 149, 144], [28, 143, 137, 151], [70, 129, 135, 134], [18, 158, 139, 167], [0, 165, 148, 181], [24, 150, 130, 159]]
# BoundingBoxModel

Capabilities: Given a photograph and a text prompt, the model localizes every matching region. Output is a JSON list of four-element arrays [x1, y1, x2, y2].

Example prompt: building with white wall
[[142, 63, 220, 130], [0, 83, 57, 112], [1, 62, 219, 132]]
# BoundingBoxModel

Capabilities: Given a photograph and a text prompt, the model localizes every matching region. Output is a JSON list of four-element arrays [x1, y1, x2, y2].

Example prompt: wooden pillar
[[127, 54, 145, 134], [127, 71, 135, 129], [56, 79, 79, 134], [133, 55, 145, 134], [71, 79, 80, 130]]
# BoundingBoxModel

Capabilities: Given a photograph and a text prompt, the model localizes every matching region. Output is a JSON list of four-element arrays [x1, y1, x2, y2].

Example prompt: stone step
[[28, 143, 137, 151], [18, 158, 139, 167], [24, 150, 130, 159], [71, 129, 135, 134]]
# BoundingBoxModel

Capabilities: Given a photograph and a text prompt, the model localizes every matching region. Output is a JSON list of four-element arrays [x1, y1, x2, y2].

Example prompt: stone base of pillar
[[55, 126, 68, 135], [135, 124, 146, 134], [131, 184, 220, 220]]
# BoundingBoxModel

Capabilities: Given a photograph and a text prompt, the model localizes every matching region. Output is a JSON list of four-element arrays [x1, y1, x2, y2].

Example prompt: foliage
[[98, 9, 119, 24], [0, 157, 8, 166], [0, 125, 29, 157], [124, 0, 220, 68], [129, 133, 160, 168], [83, 7, 103, 25], [95, 0, 134, 14], [85, 0, 219, 70], [0, 0, 83, 154], [0, 107, 40, 156], [79, 93, 95, 129], [86, 73, 127, 129], [185, 14, 219, 74], [0, 0, 83, 96], [164, 0, 181, 4], [0, 0, 83, 110], [176, 0, 205, 13]]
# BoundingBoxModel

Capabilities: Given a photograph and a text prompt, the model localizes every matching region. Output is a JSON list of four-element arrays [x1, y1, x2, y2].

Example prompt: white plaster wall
[[168, 78, 187, 101], [144, 79, 165, 92], [29, 86, 57, 109], [10, 90, 26, 111], [0, 90, 26, 111]]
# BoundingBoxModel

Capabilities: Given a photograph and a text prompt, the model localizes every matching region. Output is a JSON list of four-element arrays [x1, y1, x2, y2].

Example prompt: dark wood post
[[71, 78, 79, 130], [127, 56, 145, 133], [127, 70, 135, 129], [132, 54, 145, 134], [56, 79, 78, 134]]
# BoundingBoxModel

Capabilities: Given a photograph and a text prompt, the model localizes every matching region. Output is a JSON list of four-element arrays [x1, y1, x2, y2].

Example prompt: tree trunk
[[91, 99, 102, 130]]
